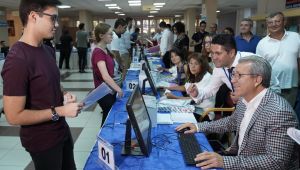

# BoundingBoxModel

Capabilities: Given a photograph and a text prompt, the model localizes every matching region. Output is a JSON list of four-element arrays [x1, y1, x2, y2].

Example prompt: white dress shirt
[[160, 28, 174, 56], [256, 31, 300, 89], [185, 72, 216, 120], [193, 52, 254, 103], [238, 88, 267, 154], [107, 31, 119, 51], [119, 30, 130, 55]]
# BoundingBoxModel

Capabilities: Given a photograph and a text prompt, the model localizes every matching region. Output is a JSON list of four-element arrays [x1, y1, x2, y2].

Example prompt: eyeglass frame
[[266, 20, 282, 26], [35, 11, 59, 24], [231, 71, 260, 80]]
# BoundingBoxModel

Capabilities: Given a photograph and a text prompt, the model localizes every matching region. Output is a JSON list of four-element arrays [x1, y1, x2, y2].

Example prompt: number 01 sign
[[98, 137, 116, 170]]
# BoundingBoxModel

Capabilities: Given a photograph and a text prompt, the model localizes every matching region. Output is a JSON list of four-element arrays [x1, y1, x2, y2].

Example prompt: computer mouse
[[178, 127, 190, 133]]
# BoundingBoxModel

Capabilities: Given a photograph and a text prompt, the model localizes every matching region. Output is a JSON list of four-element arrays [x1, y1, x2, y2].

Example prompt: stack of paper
[[159, 99, 192, 107], [171, 112, 197, 123], [157, 114, 173, 124]]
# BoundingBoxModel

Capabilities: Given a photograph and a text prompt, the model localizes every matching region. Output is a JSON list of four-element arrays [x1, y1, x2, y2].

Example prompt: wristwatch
[[51, 106, 60, 121]]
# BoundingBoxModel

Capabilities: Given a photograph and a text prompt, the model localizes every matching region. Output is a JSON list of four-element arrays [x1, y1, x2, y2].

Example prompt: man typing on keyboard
[[176, 56, 299, 170]]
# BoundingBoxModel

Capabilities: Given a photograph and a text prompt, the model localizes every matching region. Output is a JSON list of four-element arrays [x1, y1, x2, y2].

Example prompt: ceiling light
[[150, 11, 158, 13], [216, 10, 220, 13], [118, 13, 125, 16], [128, 0, 141, 3], [148, 15, 154, 18], [153, 8, 160, 10], [105, 4, 117, 6], [153, 3, 165, 6], [108, 6, 121, 9], [115, 11, 121, 14], [175, 15, 181, 17], [98, 0, 112, 1], [129, 4, 141, 6], [154, 5, 163, 8], [58, 5, 71, 9]]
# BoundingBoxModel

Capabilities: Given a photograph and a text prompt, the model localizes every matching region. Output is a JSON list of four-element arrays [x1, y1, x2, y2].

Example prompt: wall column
[[202, 0, 217, 28], [184, 8, 196, 40], [79, 10, 93, 33]]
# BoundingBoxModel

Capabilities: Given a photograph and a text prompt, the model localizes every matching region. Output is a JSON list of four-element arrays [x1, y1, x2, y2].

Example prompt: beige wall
[[6, 11, 22, 47]]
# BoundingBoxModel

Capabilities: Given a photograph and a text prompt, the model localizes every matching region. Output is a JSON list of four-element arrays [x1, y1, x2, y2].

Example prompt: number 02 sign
[[126, 80, 138, 91], [98, 138, 115, 170]]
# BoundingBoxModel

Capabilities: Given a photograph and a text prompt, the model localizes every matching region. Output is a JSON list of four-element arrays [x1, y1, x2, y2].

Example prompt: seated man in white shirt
[[176, 56, 299, 169], [187, 34, 254, 105]]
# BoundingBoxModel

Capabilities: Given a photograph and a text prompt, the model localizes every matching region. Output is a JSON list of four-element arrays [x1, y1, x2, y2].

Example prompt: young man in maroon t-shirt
[[1, 0, 83, 169]]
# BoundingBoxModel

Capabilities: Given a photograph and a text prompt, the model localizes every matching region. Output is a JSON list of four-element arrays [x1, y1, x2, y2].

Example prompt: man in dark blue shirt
[[235, 18, 260, 53]]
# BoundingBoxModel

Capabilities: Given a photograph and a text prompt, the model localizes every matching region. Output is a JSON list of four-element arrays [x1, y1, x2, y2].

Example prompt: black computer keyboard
[[178, 133, 202, 165]]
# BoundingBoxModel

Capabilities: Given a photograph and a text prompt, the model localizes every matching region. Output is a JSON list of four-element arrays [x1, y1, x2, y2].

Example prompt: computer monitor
[[142, 63, 158, 96], [143, 53, 152, 71], [122, 86, 152, 156]]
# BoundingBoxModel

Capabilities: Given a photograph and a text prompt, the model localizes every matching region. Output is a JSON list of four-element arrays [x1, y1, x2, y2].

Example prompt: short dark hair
[[125, 17, 133, 23], [200, 21, 206, 25], [78, 23, 85, 30], [173, 22, 185, 34], [166, 24, 172, 30], [211, 34, 237, 54], [114, 18, 127, 29], [135, 27, 140, 33], [241, 18, 253, 27], [224, 27, 235, 36], [267, 11, 285, 21], [159, 21, 167, 28], [170, 47, 184, 62], [19, 0, 61, 26]]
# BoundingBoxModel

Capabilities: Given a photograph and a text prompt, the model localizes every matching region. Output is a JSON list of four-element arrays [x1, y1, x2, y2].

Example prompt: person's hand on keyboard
[[194, 152, 224, 169], [175, 123, 197, 134]]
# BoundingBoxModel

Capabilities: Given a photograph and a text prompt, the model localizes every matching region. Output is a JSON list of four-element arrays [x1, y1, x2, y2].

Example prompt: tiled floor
[[0, 69, 102, 170]]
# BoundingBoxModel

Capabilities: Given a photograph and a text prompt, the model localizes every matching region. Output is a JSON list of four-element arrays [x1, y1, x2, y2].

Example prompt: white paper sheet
[[157, 114, 173, 124], [170, 112, 197, 123]]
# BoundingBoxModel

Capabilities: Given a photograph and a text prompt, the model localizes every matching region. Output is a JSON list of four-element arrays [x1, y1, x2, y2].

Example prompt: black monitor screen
[[126, 86, 152, 156], [142, 63, 158, 96]]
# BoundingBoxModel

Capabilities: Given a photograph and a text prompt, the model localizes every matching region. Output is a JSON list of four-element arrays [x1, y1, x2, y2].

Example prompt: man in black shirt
[[191, 21, 209, 52], [1, 0, 83, 170]]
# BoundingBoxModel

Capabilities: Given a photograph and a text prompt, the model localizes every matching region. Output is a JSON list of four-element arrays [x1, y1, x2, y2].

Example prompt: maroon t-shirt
[[1, 41, 68, 153], [91, 48, 114, 88]]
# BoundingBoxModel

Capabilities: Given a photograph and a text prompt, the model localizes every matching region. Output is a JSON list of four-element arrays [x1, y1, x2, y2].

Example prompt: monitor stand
[[141, 78, 148, 95], [121, 119, 144, 156]]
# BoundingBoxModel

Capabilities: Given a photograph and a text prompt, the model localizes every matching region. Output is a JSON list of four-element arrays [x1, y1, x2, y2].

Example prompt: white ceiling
[[0, 0, 257, 18]]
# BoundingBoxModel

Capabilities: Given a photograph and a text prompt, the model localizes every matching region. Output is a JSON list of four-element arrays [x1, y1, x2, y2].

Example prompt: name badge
[[126, 80, 138, 91], [98, 137, 116, 170]]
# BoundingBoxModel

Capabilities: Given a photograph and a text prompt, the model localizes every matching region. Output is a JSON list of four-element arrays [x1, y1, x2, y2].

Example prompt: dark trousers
[[98, 93, 116, 126], [162, 51, 171, 68], [77, 47, 87, 71], [59, 49, 71, 69], [29, 129, 76, 170]]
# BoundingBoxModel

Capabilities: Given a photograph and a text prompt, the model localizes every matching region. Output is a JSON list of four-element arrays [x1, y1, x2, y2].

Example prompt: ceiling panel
[[0, 0, 257, 17]]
